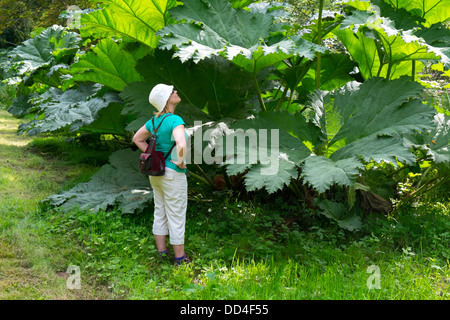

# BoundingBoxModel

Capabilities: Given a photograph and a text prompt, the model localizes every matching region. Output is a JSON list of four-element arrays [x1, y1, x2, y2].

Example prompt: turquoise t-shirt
[[145, 113, 187, 173]]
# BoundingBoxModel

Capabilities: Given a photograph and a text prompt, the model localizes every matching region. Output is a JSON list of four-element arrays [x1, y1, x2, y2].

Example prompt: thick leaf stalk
[[315, 0, 324, 89]]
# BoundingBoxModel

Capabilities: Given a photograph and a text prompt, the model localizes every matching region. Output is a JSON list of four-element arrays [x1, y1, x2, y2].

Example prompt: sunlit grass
[[0, 110, 32, 147], [38, 201, 449, 300], [0, 110, 112, 299]]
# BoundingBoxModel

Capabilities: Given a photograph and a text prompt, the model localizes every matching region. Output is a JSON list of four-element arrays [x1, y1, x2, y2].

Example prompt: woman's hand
[[171, 159, 186, 170]]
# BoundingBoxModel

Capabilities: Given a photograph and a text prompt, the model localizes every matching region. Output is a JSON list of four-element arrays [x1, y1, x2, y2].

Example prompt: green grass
[[37, 199, 449, 300], [1, 109, 449, 300], [0, 109, 113, 299]]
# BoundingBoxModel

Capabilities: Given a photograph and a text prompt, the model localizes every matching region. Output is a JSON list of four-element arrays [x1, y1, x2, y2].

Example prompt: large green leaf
[[311, 77, 434, 154], [428, 114, 450, 164], [298, 53, 357, 94], [44, 148, 152, 214], [70, 38, 144, 91], [157, 0, 325, 73], [370, 0, 426, 30], [403, 113, 450, 164], [335, 10, 447, 80], [7, 94, 36, 117], [257, 110, 322, 153], [332, 134, 419, 165], [316, 198, 362, 231], [414, 23, 450, 51], [221, 114, 311, 193], [329, 77, 431, 146], [347, 0, 450, 27], [242, 160, 299, 194], [302, 156, 364, 194], [393, 0, 450, 27], [221, 77, 436, 194], [228, 0, 257, 9], [162, 0, 273, 49], [376, 28, 447, 74], [18, 84, 124, 136], [131, 50, 256, 122], [80, 0, 176, 48], [347, 1, 450, 70], [10, 25, 80, 75], [305, 77, 435, 191], [334, 27, 380, 80]]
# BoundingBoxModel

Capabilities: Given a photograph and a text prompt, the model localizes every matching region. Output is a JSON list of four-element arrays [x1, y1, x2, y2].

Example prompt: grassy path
[[0, 109, 112, 299]]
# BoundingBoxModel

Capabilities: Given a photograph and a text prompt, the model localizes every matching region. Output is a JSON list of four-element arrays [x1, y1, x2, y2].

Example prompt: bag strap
[[144, 114, 172, 153], [151, 113, 172, 134], [164, 142, 176, 160], [147, 114, 177, 158]]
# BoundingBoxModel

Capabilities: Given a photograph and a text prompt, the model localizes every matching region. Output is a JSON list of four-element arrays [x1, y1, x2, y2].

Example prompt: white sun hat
[[149, 83, 174, 111]]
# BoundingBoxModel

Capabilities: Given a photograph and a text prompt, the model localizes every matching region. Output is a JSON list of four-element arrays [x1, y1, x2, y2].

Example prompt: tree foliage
[[0, 0, 93, 47]]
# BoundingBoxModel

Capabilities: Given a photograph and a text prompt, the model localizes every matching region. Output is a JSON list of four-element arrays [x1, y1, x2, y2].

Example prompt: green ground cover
[[1, 109, 448, 300]]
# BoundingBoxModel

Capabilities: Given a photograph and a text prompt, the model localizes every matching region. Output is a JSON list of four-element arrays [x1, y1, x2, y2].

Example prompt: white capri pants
[[149, 167, 188, 245]]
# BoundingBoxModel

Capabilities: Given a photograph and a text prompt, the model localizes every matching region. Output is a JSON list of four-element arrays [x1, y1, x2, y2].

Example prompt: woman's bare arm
[[132, 126, 151, 152], [171, 124, 187, 169]]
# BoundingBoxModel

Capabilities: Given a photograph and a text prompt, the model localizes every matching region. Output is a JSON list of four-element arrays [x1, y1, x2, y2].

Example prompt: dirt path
[[0, 109, 113, 299]]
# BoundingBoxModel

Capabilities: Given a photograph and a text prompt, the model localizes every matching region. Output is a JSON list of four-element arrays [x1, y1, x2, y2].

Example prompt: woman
[[132, 83, 189, 266]]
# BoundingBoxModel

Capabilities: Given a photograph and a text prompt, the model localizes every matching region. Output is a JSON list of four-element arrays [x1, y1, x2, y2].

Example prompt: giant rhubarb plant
[[4, 0, 448, 225], [221, 76, 440, 230], [225, 77, 436, 194]]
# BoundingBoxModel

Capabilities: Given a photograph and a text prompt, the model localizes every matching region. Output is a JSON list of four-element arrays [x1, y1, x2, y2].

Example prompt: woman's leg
[[154, 234, 167, 252], [160, 169, 188, 259], [150, 176, 169, 252], [172, 244, 184, 258]]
